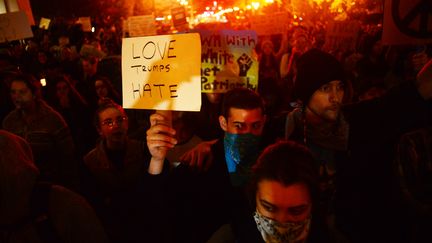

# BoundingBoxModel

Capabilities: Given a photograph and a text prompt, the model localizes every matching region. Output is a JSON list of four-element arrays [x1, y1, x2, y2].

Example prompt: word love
[[132, 40, 177, 60]]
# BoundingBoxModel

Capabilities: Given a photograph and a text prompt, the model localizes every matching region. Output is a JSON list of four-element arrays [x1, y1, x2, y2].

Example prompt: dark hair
[[221, 88, 265, 118], [293, 48, 345, 104], [94, 75, 121, 104], [249, 140, 319, 208], [93, 98, 126, 128], [6, 72, 41, 98]]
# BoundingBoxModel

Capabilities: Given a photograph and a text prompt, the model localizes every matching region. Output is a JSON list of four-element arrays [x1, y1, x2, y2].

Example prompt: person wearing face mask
[[146, 88, 269, 243], [233, 140, 330, 243]]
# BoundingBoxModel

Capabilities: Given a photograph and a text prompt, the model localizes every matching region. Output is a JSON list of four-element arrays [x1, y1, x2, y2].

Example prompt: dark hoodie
[[0, 130, 109, 243]]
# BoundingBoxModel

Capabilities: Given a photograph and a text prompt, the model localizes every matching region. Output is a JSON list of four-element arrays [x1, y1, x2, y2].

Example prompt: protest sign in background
[[199, 29, 258, 93], [383, 0, 432, 45], [0, 11, 33, 43], [324, 20, 360, 52], [122, 33, 201, 111], [39, 17, 50, 30], [77, 17, 92, 32], [127, 15, 157, 37]]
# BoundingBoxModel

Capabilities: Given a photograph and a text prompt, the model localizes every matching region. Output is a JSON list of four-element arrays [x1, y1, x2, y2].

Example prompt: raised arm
[[146, 112, 177, 175]]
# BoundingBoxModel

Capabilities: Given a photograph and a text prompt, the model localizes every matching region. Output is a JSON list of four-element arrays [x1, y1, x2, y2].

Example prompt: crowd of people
[[1, 13, 432, 243]]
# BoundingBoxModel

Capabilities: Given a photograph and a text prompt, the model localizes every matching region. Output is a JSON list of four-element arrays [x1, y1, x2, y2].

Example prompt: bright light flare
[[251, 2, 260, 10]]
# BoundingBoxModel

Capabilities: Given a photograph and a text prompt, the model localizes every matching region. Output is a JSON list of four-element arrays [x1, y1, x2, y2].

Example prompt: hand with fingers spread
[[146, 112, 177, 174], [179, 139, 217, 172]]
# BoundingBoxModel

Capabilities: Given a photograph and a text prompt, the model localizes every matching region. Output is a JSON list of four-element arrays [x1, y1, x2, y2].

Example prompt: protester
[[2, 73, 79, 190], [0, 129, 109, 243], [82, 99, 169, 243], [234, 140, 330, 243], [146, 88, 268, 242], [286, 48, 432, 242], [45, 74, 96, 158], [94, 75, 122, 105], [394, 126, 432, 243]]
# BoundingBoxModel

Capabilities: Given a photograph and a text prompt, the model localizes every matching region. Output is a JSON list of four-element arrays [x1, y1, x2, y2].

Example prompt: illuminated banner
[[383, 0, 432, 45], [324, 20, 360, 52], [198, 29, 258, 93], [122, 33, 202, 111], [0, 11, 33, 43]]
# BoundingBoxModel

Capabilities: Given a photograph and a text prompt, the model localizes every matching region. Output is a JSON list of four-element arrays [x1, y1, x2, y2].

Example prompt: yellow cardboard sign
[[122, 33, 202, 111], [199, 29, 258, 93], [39, 17, 50, 30]]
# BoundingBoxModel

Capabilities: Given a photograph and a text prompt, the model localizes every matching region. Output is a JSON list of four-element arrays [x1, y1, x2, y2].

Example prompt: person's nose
[[112, 120, 122, 128], [329, 87, 342, 104]]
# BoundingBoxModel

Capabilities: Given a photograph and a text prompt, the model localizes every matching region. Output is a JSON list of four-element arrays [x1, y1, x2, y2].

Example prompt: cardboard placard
[[77, 17, 92, 32], [324, 20, 360, 51], [122, 33, 202, 111], [199, 29, 258, 93], [0, 11, 33, 43], [39, 17, 50, 30], [127, 15, 157, 37]]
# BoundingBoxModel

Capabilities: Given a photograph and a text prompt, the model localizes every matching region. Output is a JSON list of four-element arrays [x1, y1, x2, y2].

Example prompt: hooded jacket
[[0, 130, 108, 243]]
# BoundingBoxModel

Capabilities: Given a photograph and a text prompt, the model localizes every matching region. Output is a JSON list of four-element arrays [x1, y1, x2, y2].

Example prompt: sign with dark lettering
[[324, 20, 360, 52], [122, 33, 201, 111], [0, 11, 33, 43], [199, 29, 258, 93], [383, 0, 432, 45]]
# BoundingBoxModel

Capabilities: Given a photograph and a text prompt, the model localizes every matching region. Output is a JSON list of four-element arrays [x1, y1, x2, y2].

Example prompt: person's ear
[[219, 115, 228, 132]]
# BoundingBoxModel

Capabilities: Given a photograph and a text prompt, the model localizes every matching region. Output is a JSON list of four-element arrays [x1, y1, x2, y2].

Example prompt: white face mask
[[253, 211, 311, 243]]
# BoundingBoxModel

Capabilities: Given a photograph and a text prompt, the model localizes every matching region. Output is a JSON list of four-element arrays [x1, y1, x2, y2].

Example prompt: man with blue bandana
[[146, 88, 268, 242]]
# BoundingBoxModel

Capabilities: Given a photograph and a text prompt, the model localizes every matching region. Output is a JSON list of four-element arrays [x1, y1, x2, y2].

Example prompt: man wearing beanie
[[285, 48, 432, 243]]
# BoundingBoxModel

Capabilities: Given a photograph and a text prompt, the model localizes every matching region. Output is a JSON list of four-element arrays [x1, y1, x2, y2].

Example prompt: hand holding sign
[[147, 111, 176, 174]]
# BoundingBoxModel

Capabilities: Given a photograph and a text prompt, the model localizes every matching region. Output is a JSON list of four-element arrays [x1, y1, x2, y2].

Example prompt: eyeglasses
[[101, 116, 128, 128]]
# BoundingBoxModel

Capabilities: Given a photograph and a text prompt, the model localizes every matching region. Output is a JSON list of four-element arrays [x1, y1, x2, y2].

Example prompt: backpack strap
[[30, 182, 62, 243]]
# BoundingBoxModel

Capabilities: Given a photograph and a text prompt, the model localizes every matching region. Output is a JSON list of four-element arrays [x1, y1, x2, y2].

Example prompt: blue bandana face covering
[[224, 132, 261, 174]]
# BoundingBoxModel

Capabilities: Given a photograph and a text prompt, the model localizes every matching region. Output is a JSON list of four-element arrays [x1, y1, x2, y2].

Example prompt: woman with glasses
[[82, 99, 169, 243]]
